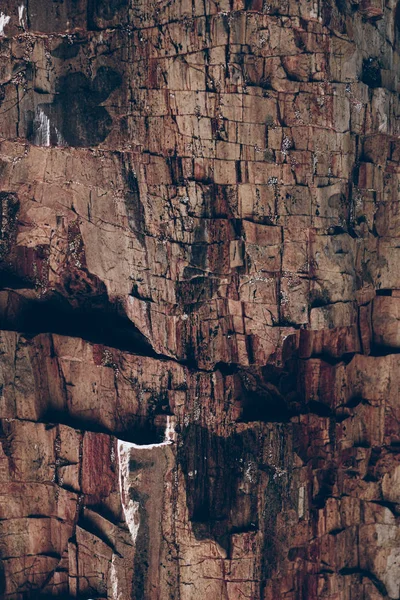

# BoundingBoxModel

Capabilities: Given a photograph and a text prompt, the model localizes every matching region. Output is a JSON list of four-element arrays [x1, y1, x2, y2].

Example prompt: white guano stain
[[309, 1, 318, 19], [164, 415, 175, 443], [378, 114, 388, 133], [110, 555, 123, 600], [18, 5, 25, 28], [0, 13, 10, 36]]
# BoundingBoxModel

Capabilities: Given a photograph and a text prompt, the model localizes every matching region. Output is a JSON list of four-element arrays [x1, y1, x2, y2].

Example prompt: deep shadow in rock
[[0, 289, 157, 357], [51, 39, 82, 60], [178, 424, 262, 553], [32, 67, 122, 147], [44, 409, 166, 445]]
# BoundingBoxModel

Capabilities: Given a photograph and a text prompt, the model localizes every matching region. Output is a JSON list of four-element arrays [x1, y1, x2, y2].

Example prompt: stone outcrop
[[0, 0, 400, 598]]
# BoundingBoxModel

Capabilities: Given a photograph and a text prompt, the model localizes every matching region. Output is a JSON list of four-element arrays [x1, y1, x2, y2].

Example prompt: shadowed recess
[[0, 288, 157, 357], [32, 67, 122, 147]]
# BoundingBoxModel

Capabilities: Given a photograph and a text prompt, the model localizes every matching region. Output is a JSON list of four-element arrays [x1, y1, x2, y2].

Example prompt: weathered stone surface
[[0, 0, 400, 598], [372, 295, 400, 348]]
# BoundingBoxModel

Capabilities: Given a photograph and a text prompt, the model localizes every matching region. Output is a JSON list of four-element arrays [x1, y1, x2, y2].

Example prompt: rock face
[[0, 0, 400, 598]]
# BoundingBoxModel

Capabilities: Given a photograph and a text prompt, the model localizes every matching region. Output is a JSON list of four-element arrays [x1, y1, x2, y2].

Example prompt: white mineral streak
[[54, 125, 66, 146], [164, 415, 176, 443], [0, 13, 10, 36], [18, 5, 25, 28], [117, 418, 175, 535], [115, 418, 175, 597], [117, 439, 140, 544], [309, 0, 318, 19], [110, 555, 123, 600], [35, 108, 50, 147], [298, 486, 305, 518]]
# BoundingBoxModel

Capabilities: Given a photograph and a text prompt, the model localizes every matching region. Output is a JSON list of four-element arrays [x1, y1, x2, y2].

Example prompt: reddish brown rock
[[0, 0, 400, 598]]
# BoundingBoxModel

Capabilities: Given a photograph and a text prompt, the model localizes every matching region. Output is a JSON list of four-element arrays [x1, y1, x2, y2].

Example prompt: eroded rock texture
[[0, 0, 400, 598]]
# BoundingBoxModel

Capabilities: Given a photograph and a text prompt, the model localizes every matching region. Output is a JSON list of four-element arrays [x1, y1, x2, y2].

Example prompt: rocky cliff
[[0, 0, 399, 598]]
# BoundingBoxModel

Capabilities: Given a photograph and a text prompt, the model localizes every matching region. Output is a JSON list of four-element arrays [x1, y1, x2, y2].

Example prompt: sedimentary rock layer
[[0, 0, 400, 598]]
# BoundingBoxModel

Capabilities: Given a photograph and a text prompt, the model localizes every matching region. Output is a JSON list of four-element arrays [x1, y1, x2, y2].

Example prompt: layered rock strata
[[0, 0, 400, 598]]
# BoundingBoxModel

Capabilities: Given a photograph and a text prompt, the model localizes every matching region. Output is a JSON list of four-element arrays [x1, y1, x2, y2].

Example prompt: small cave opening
[[238, 388, 292, 423], [234, 363, 300, 424], [312, 466, 337, 509], [361, 57, 382, 89]]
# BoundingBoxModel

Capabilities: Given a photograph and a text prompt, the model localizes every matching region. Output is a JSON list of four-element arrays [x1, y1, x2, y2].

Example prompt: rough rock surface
[[0, 0, 400, 598]]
